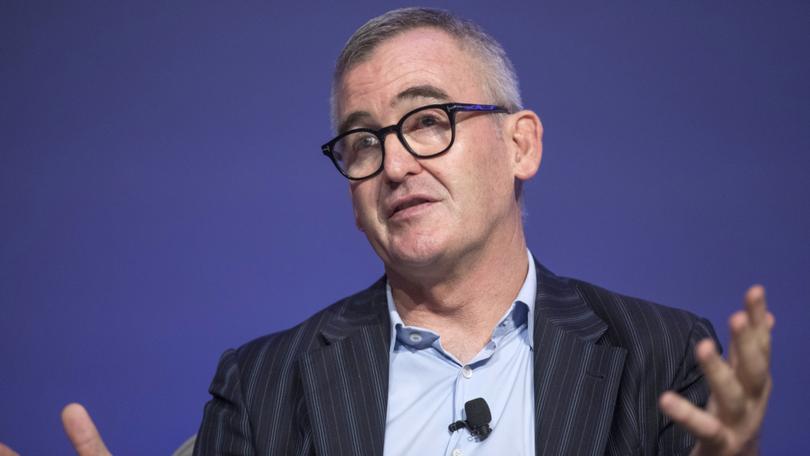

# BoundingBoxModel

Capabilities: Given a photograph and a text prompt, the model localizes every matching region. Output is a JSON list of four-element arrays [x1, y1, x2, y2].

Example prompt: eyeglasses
[[321, 102, 509, 180]]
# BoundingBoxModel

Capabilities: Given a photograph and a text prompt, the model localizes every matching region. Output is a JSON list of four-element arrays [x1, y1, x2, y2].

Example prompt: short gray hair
[[330, 7, 523, 131]]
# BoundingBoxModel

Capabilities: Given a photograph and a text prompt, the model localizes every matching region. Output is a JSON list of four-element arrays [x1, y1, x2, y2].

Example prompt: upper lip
[[385, 194, 438, 218]]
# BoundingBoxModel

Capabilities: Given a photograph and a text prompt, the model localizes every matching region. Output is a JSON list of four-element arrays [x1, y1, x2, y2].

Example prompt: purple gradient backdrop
[[2, 1, 808, 453]]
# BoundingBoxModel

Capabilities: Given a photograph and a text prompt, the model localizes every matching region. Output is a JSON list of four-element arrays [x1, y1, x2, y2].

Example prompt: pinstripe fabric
[[194, 261, 716, 455]]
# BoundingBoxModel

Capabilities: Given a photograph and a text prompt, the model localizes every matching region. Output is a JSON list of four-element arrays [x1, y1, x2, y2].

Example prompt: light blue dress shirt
[[383, 252, 537, 456]]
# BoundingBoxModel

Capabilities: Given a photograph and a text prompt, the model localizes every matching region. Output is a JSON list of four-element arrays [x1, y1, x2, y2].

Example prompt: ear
[[506, 110, 543, 181]]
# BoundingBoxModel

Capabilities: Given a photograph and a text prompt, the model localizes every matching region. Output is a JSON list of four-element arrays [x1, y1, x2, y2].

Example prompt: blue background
[[2, 1, 808, 453]]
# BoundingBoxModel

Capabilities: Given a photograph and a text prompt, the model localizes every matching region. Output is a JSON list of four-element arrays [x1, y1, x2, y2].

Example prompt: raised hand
[[660, 285, 774, 455], [61, 403, 112, 456]]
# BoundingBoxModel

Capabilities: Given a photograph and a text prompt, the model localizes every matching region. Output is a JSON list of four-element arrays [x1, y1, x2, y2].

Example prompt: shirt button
[[408, 333, 422, 343], [461, 365, 473, 379], [452, 449, 463, 456]]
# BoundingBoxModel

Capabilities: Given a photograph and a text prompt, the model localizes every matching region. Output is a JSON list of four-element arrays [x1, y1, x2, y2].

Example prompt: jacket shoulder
[[197, 278, 387, 454], [228, 277, 387, 381], [569, 278, 716, 352]]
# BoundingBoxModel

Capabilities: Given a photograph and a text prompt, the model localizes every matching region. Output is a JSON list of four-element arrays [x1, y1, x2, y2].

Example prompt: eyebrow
[[338, 111, 373, 135], [337, 85, 451, 134], [393, 85, 450, 105]]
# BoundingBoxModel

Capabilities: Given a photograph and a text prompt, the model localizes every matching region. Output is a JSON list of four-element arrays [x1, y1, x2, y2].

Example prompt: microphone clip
[[448, 419, 493, 441], [447, 398, 493, 441]]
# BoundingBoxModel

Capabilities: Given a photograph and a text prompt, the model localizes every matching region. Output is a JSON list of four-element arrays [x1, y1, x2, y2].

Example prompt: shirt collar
[[386, 249, 537, 352]]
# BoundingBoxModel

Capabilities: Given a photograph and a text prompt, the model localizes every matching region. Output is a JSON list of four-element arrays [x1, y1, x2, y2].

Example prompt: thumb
[[61, 403, 111, 456], [0, 442, 21, 456]]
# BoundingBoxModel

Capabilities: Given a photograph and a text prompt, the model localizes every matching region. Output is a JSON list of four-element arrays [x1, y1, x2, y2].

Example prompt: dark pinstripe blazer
[[194, 261, 717, 455]]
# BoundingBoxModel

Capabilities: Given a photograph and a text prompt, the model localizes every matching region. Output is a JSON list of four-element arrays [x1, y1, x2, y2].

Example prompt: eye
[[404, 108, 450, 135], [416, 114, 439, 128], [413, 113, 440, 129], [352, 133, 379, 152]]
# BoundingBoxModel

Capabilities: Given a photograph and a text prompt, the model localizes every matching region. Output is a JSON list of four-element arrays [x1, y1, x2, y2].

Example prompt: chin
[[380, 232, 448, 270]]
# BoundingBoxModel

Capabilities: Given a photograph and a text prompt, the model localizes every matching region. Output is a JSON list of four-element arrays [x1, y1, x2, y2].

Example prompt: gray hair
[[330, 7, 523, 131]]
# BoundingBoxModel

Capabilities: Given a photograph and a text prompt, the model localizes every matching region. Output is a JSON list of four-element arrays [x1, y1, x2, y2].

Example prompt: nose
[[381, 133, 422, 182]]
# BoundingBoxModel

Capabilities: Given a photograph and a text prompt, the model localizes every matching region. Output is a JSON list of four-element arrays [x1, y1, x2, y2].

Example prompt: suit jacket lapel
[[533, 262, 627, 456], [299, 279, 390, 456]]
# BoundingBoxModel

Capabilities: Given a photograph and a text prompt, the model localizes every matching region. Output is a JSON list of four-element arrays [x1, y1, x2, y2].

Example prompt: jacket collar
[[533, 260, 608, 342], [316, 258, 611, 345], [319, 277, 390, 345]]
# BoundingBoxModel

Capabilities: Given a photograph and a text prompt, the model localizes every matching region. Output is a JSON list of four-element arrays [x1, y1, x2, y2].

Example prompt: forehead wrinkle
[[340, 83, 450, 132], [341, 68, 451, 121]]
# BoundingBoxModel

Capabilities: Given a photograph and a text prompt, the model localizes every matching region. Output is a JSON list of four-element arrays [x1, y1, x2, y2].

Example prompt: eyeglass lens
[[332, 106, 453, 179]]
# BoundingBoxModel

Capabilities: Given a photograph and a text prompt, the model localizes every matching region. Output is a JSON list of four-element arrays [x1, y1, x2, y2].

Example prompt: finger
[[0, 443, 20, 456], [61, 403, 111, 456], [695, 338, 746, 420], [725, 310, 771, 369], [741, 285, 775, 352], [727, 325, 739, 369], [744, 285, 768, 328], [731, 312, 771, 396], [659, 391, 728, 449]]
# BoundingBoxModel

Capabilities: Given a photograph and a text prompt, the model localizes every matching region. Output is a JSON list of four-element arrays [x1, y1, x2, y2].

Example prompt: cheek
[[350, 183, 380, 228], [451, 138, 512, 197]]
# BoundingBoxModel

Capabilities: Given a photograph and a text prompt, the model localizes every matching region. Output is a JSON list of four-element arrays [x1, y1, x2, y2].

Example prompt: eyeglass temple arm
[[447, 103, 510, 114]]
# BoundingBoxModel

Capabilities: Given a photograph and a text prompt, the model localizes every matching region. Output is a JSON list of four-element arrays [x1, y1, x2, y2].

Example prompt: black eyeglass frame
[[321, 102, 510, 180]]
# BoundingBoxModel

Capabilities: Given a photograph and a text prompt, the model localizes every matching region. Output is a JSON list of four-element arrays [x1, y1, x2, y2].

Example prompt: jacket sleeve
[[193, 349, 255, 456], [656, 317, 719, 455]]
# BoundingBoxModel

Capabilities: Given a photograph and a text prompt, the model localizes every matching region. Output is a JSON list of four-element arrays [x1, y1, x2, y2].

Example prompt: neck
[[386, 220, 530, 363]]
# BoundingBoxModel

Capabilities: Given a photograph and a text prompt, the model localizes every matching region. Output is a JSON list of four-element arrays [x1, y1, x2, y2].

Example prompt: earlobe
[[509, 110, 543, 180]]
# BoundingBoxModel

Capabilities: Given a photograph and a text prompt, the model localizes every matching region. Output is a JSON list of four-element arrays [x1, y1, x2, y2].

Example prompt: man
[[190, 8, 772, 455], [0, 7, 772, 456]]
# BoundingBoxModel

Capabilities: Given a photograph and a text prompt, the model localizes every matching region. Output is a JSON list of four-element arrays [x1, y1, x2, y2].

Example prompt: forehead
[[336, 28, 486, 122]]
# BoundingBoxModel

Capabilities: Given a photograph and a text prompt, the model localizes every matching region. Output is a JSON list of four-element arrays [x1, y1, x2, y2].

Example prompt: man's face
[[336, 28, 524, 273]]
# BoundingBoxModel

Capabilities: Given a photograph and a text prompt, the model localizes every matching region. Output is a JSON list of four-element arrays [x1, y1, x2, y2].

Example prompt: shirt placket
[[446, 361, 474, 456]]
